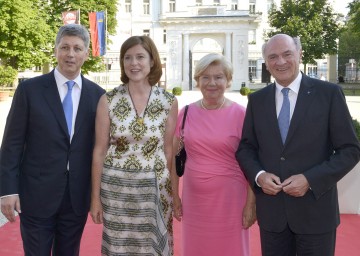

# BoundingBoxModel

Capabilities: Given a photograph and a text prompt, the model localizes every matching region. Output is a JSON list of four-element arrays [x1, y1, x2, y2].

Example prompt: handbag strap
[[181, 105, 189, 131], [177, 105, 189, 153]]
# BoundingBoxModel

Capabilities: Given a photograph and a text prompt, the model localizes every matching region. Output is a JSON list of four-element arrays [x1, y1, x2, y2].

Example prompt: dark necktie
[[278, 88, 290, 144], [63, 81, 75, 135]]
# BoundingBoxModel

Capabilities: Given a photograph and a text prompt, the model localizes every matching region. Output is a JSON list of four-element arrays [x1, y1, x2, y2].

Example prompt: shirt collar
[[275, 72, 302, 94], [54, 68, 82, 89]]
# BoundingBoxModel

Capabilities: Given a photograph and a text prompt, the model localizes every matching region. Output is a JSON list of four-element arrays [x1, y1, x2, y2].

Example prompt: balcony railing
[[160, 5, 251, 19]]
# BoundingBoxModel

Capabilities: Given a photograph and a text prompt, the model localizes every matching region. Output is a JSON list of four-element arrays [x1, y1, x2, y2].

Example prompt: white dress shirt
[[255, 72, 302, 185], [275, 72, 301, 119], [54, 68, 82, 141]]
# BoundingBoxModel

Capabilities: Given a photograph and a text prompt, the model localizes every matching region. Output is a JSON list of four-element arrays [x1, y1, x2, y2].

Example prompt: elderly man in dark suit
[[0, 24, 105, 256], [236, 34, 360, 256]]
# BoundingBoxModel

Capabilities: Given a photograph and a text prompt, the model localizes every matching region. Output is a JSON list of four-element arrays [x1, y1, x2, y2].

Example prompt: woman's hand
[[242, 184, 257, 229], [173, 195, 183, 221], [242, 201, 256, 229], [90, 197, 103, 224]]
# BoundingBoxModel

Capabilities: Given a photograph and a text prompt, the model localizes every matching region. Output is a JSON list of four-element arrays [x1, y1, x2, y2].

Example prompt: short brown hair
[[120, 36, 162, 86]]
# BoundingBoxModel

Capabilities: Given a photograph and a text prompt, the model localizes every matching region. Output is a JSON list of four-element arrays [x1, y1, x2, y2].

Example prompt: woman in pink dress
[[172, 53, 257, 255]]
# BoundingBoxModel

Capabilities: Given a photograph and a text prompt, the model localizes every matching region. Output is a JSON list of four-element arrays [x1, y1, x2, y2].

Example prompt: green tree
[[267, 0, 342, 74], [338, 27, 360, 79], [41, 0, 118, 74], [0, 66, 18, 87], [338, 1, 360, 81], [0, 0, 54, 70], [0, 0, 117, 74], [348, 0, 360, 32]]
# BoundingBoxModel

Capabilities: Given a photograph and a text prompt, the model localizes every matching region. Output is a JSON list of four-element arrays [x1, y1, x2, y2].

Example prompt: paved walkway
[[1, 91, 360, 227]]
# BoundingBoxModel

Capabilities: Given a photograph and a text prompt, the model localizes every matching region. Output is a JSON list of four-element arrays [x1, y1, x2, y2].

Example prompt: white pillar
[[160, 0, 166, 14], [225, 32, 232, 61], [327, 54, 337, 83], [182, 33, 190, 89]]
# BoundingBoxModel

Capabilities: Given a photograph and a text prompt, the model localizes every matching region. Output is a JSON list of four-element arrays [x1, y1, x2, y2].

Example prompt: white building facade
[[80, 0, 338, 89], [92, 0, 272, 91], [17, 0, 341, 88]]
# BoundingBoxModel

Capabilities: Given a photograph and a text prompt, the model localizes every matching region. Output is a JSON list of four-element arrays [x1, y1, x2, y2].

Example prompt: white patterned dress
[[101, 84, 175, 256]]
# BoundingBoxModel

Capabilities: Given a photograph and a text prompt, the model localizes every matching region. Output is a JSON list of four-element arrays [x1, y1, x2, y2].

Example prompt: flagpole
[[105, 9, 108, 91], [105, 9, 108, 55]]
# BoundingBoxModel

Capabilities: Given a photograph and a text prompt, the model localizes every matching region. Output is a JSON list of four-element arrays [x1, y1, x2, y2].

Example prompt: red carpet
[[0, 214, 359, 255]]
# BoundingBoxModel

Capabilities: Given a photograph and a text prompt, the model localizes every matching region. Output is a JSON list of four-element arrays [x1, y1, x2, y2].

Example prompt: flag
[[62, 10, 80, 25], [89, 11, 106, 57]]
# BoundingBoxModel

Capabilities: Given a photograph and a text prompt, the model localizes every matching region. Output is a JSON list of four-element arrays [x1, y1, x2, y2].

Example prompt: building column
[[327, 54, 337, 83], [225, 32, 231, 61], [160, 0, 166, 14], [182, 33, 190, 89]]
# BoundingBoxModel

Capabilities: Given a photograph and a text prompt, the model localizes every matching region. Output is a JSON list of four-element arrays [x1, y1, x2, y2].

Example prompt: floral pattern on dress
[[101, 84, 175, 255]]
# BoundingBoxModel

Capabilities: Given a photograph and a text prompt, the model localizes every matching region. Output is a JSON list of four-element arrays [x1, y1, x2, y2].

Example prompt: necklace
[[201, 98, 226, 110], [128, 85, 152, 125]]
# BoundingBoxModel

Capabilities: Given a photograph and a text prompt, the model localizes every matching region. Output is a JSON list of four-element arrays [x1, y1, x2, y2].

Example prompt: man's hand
[[1, 195, 21, 222], [258, 172, 283, 195], [282, 174, 310, 197]]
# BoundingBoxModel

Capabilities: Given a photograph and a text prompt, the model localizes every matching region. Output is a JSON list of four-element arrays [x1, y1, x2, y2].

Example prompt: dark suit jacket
[[0, 70, 105, 217], [236, 74, 360, 234]]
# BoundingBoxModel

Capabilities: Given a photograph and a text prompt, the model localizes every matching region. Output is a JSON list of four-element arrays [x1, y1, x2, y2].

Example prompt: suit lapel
[[73, 77, 89, 139], [264, 84, 280, 127], [263, 84, 284, 145], [43, 71, 69, 139], [285, 76, 316, 146]]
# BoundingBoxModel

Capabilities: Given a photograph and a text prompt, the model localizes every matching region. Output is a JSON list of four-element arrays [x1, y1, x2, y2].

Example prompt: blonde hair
[[194, 53, 233, 88]]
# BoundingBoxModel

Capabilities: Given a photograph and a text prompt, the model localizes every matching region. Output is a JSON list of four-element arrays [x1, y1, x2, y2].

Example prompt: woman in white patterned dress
[[90, 36, 178, 255]]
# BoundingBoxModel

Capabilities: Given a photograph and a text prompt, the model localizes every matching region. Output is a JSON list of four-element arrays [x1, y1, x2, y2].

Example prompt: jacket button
[[280, 157, 285, 161]]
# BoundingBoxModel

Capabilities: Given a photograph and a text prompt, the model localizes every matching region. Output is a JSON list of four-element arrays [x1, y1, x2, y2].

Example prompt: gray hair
[[55, 24, 90, 49], [262, 34, 302, 58], [194, 53, 233, 87]]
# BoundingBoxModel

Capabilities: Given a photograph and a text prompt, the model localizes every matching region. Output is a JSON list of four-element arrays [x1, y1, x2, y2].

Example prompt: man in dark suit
[[236, 34, 360, 256], [0, 24, 105, 256]]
